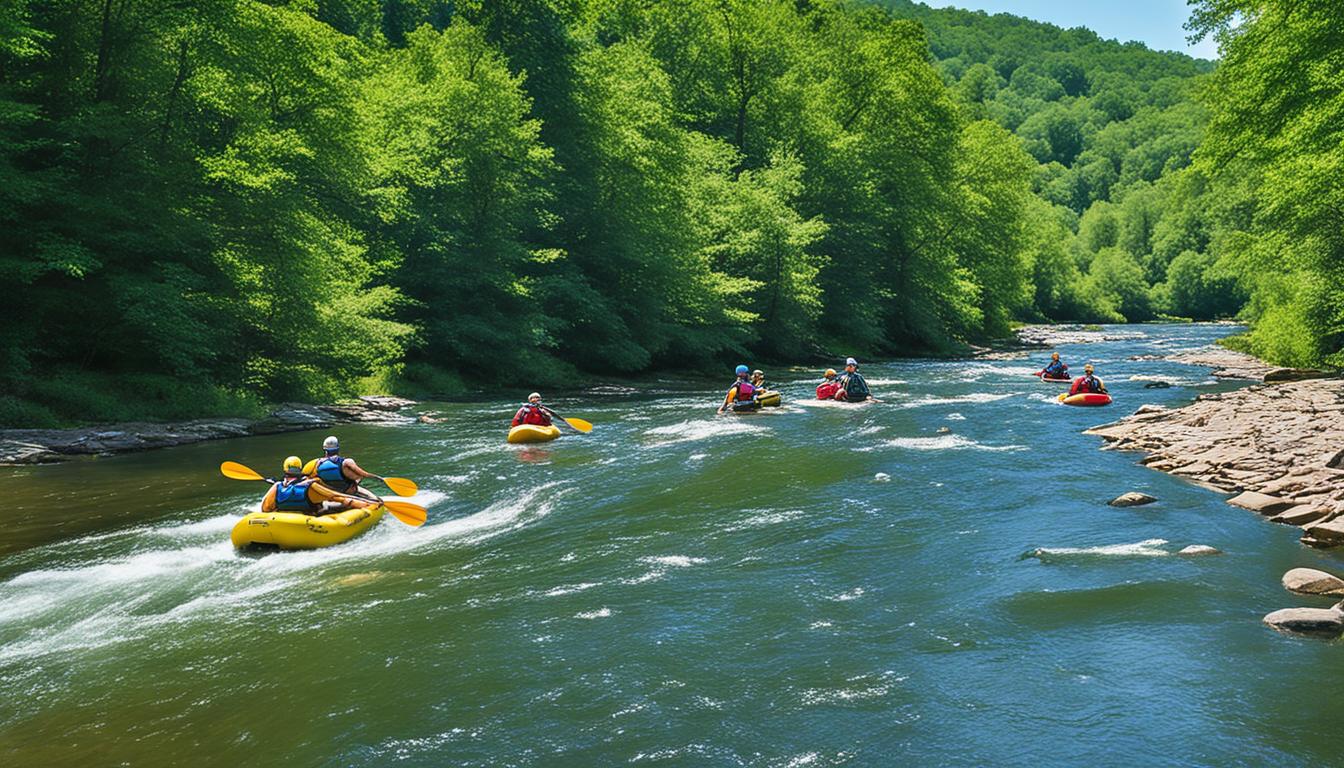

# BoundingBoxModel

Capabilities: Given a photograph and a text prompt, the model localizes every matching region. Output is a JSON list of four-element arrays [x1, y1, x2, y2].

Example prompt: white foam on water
[[898, 392, 1017, 409], [688, 453, 707, 461], [153, 514, 239, 538], [858, 435, 1026, 452], [541, 582, 600, 597], [643, 419, 768, 446], [723, 509, 805, 532], [946, 412, 966, 421], [0, 484, 564, 666], [829, 587, 865, 602], [622, 555, 709, 585], [799, 672, 904, 706], [1029, 538, 1171, 560], [862, 378, 907, 386], [855, 425, 883, 436], [792, 398, 875, 409], [574, 607, 611, 619]]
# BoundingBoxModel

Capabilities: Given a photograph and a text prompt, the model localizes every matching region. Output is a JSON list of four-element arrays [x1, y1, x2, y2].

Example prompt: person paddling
[[751, 369, 767, 392], [264, 456, 376, 516], [1040, 352, 1069, 380], [816, 368, 840, 400], [718, 365, 757, 414], [836, 357, 870, 402], [1069, 363, 1107, 395], [513, 392, 554, 428], [311, 435, 375, 498]]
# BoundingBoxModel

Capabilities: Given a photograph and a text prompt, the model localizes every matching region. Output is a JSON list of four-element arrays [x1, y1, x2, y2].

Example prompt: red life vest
[[816, 381, 839, 400], [512, 403, 552, 427], [1070, 375, 1102, 395]]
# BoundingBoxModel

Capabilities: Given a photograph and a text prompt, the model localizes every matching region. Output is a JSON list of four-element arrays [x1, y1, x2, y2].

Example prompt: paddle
[[220, 462, 427, 527], [539, 406, 593, 433], [298, 459, 418, 496]]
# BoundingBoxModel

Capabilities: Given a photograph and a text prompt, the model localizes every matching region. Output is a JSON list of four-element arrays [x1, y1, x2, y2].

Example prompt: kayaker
[[816, 368, 840, 400], [263, 456, 374, 516], [311, 435, 375, 496], [512, 392, 554, 428], [1069, 364, 1108, 395], [718, 365, 757, 414], [751, 369, 767, 392], [836, 357, 870, 402], [1040, 352, 1069, 380]]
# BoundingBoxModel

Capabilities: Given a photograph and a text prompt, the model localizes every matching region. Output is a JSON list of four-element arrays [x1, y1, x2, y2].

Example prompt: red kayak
[[1058, 392, 1112, 407], [1038, 373, 1070, 383]]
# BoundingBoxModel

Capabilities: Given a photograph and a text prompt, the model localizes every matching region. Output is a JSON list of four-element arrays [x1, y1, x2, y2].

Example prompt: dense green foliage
[[7, 0, 1319, 426]]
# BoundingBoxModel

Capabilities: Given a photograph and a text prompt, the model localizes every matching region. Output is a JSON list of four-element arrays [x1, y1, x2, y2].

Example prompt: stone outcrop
[[1084, 377, 1344, 547], [1176, 544, 1221, 556], [0, 396, 417, 465], [1281, 568, 1344, 596], [1165, 346, 1274, 380], [1109, 491, 1157, 507], [1263, 606, 1344, 638]]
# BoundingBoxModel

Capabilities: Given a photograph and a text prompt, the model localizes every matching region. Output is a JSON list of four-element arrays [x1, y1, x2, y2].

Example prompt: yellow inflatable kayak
[[756, 390, 782, 407], [508, 424, 562, 444], [231, 504, 386, 550]]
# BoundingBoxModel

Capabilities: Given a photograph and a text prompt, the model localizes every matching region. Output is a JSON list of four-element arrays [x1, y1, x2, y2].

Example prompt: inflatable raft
[[728, 399, 761, 414], [508, 424, 562, 443], [1039, 374, 1071, 383], [231, 504, 385, 550], [1058, 392, 1112, 407], [756, 390, 782, 407]]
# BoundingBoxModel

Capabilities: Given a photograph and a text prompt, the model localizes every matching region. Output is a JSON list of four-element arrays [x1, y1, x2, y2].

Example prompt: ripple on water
[[857, 435, 1027, 452], [642, 419, 769, 446]]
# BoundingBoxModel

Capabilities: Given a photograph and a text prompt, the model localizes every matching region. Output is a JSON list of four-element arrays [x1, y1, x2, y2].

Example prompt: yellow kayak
[[508, 424, 562, 444], [756, 390, 782, 407], [231, 504, 386, 550]]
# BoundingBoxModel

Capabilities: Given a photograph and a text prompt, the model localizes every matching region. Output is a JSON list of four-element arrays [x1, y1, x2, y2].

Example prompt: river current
[[3, 324, 1342, 766]]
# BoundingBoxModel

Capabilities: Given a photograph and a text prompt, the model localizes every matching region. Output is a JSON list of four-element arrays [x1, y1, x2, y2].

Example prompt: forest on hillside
[[2, 0, 1336, 426]]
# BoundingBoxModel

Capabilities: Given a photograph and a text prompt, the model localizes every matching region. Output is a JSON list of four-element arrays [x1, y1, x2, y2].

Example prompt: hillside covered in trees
[[1, 0, 1333, 426]]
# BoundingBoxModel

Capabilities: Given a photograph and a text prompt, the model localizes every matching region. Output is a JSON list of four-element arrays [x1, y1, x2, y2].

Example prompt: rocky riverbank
[[0, 396, 417, 465]]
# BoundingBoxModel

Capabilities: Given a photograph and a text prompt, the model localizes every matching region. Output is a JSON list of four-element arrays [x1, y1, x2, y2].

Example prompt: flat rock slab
[[0, 397, 417, 465], [1229, 491, 1297, 515], [1282, 568, 1344, 596], [1305, 519, 1344, 544], [1263, 607, 1344, 638], [1109, 492, 1157, 507], [1272, 506, 1330, 526]]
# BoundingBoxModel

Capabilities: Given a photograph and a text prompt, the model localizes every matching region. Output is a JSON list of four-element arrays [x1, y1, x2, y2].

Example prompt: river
[[2, 323, 1342, 766]]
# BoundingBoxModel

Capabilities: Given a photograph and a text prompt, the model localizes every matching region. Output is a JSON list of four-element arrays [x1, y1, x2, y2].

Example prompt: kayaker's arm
[[342, 457, 374, 482]]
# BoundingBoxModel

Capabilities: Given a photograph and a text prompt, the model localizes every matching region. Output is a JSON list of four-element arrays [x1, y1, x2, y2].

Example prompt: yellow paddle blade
[[220, 461, 265, 481], [383, 500, 427, 527], [563, 417, 593, 434], [302, 458, 318, 477], [1057, 393, 1067, 402], [381, 477, 418, 496]]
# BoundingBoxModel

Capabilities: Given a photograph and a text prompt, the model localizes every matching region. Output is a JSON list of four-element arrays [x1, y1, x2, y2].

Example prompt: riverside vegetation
[[3, 0, 1336, 427]]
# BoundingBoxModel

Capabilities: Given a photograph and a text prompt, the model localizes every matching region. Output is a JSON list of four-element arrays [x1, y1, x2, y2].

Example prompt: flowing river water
[[3, 324, 1343, 766]]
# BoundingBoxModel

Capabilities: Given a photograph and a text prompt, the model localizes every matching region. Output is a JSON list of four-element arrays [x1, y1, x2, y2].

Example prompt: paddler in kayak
[[751, 369, 767, 391], [265, 456, 377, 516], [835, 357, 870, 402], [816, 368, 840, 400], [717, 365, 758, 414], [512, 392, 554, 428], [1039, 352, 1069, 380], [310, 435, 376, 498], [1069, 364, 1107, 395]]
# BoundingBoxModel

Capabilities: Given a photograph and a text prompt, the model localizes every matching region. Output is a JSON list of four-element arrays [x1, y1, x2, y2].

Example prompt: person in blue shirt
[[1040, 352, 1069, 380]]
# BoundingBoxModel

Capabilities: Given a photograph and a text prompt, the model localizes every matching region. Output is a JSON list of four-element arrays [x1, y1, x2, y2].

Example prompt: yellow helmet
[[1084, 364, 1094, 373], [825, 368, 836, 377], [283, 455, 303, 475]]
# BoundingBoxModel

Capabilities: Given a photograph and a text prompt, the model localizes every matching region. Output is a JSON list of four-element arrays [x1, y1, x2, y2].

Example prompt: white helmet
[[528, 392, 541, 401], [322, 435, 339, 451]]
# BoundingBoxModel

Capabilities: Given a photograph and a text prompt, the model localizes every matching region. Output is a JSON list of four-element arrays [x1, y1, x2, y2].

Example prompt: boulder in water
[[1177, 545, 1221, 556], [1282, 567, 1344, 596], [935, 426, 951, 435], [1143, 381, 1172, 389], [1109, 492, 1157, 507], [874, 472, 891, 482], [1263, 606, 1344, 638]]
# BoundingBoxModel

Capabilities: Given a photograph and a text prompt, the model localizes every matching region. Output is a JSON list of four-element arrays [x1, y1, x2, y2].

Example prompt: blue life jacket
[[274, 478, 314, 512], [1044, 360, 1066, 376], [316, 453, 346, 485]]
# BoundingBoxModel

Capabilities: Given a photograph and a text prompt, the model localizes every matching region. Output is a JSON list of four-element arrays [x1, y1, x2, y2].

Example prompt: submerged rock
[[935, 426, 952, 435], [874, 472, 891, 483], [1143, 381, 1173, 389], [1282, 568, 1344, 596], [1177, 545, 1221, 556], [1109, 491, 1157, 507], [1263, 607, 1344, 638]]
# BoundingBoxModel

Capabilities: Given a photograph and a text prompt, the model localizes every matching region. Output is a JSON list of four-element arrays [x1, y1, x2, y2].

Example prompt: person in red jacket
[[816, 368, 840, 400], [1069, 364, 1107, 396], [512, 392, 554, 427]]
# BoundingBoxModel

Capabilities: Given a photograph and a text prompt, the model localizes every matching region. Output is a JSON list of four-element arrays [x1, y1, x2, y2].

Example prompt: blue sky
[[926, 1, 1219, 59]]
